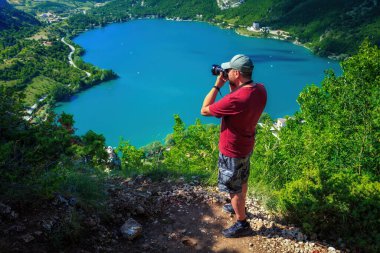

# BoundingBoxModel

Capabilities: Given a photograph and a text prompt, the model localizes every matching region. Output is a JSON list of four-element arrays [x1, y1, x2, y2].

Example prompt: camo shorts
[[218, 152, 251, 194]]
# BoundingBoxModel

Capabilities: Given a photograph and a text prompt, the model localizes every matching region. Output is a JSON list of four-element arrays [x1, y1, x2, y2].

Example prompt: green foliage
[[74, 130, 108, 167], [117, 140, 144, 173], [0, 86, 109, 210], [0, 0, 41, 48], [57, 168, 107, 209], [163, 115, 219, 183], [0, 34, 117, 107], [115, 115, 219, 182], [250, 41, 380, 252]]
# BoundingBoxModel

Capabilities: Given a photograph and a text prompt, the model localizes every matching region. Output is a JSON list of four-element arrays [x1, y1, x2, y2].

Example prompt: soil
[[0, 176, 346, 253]]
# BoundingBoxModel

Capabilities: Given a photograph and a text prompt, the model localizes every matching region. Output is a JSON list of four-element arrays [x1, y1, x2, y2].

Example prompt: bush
[[249, 41, 380, 252], [163, 115, 219, 183]]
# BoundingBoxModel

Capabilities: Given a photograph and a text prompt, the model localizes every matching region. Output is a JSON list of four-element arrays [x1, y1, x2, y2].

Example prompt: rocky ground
[[0, 176, 348, 252]]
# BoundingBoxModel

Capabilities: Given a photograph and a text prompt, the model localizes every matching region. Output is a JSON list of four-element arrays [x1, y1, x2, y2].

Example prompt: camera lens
[[211, 64, 227, 78], [211, 64, 223, 76]]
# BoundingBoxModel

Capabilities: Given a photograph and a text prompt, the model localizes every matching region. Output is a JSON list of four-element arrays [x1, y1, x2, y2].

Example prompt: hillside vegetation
[[65, 0, 380, 57], [0, 0, 41, 48], [2, 0, 379, 107], [0, 1, 117, 107], [229, 0, 380, 57], [1, 1, 379, 252], [1, 41, 378, 252]]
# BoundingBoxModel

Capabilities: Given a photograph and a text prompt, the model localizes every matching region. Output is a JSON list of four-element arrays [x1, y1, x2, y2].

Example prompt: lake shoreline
[[162, 17, 315, 55], [55, 19, 341, 147]]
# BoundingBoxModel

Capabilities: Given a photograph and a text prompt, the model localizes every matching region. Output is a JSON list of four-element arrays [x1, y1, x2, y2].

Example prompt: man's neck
[[238, 79, 253, 87]]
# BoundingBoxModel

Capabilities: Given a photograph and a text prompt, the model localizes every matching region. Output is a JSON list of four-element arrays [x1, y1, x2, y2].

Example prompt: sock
[[237, 219, 248, 226]]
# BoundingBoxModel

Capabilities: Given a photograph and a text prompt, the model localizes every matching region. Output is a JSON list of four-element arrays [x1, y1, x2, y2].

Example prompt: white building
[[275, 118, 287, 129], [260, 27, 270, 33], [252, 22, 260, 30]]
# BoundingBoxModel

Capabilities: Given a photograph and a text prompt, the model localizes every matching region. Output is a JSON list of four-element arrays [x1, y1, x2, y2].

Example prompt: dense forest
[[0, 0, 41, 48], [1, 1, 379, 252]]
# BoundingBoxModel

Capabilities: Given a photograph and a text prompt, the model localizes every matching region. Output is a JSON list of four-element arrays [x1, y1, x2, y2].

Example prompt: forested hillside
[[0, 0, 41, 48], [0, 1, 117, 108], [1, 1, 379, 252], [64, 0, 380, 57], [2, 0, 378, 106], [223, 0, 380, 56], [0, 0, 40, 30]]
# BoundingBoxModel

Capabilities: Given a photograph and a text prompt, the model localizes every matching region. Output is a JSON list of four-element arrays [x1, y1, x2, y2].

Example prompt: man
[[200, 54, 267, 238]]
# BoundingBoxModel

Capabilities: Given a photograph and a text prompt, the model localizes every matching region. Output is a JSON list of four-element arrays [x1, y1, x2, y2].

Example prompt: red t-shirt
[[209, 83, 267, 158]]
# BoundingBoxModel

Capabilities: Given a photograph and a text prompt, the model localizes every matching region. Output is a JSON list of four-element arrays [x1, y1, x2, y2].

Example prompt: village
[[246, 22, 292, 40]]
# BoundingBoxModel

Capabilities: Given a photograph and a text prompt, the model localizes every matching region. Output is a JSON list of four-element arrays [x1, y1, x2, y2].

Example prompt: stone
[[168, 232, 179, 240], [179, 229, 187, 234], [120, 218, 142, 240], [0, 202, 11, 215], [20, 234, 35, 243], [41, 220, 54, 231], [136, 205, 145, 214], [34, 231, 43, 236], [141, 243, 150, 250], [68, 197, 77, 206], [181, 236, 198, 247], [9, 225, 26, 233], [0, 202, 17, 220], [54, 194, 68, 205]]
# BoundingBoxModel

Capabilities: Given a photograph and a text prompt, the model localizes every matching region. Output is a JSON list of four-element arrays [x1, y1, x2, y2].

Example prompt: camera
[[211, 64, 227, 78]]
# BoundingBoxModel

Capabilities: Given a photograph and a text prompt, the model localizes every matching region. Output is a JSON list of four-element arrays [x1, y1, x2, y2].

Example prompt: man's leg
[[242, 182, 247, 202], [230, 182, 248, 221], [223, 182, 252, 238]]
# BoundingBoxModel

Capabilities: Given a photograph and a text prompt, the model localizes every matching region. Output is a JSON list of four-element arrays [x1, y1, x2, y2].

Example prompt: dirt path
[[114, 201, 337, 253], [107, 178, 343, 253], [0, 177, 345, 253], [117, 201, 268, 253]]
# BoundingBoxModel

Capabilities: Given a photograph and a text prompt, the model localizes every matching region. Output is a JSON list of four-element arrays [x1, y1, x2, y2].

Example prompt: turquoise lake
[[55, 19, 342, 148]]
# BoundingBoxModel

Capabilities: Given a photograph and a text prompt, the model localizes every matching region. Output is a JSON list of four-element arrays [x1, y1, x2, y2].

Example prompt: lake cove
[[55, 19, 341, 148]]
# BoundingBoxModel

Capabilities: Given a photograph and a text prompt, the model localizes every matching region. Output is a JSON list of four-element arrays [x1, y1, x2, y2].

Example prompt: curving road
[[61, 37, 91, 77]]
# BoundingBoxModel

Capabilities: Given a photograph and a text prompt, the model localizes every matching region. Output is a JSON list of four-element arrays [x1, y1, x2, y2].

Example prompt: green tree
[[74, 130, 108, 167], [117, 140, 144, 171], [164, 115, 219, 182]]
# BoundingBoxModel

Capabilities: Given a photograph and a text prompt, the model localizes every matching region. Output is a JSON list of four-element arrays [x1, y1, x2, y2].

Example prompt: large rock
[[120, 218, 142, 240], [0, 202, 18, 220]]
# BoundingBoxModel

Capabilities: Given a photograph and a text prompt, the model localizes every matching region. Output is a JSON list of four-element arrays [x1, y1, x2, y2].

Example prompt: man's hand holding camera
[[215, 72, 228, 89]]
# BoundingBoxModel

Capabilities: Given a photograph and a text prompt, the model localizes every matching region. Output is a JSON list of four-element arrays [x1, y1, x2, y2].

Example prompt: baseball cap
[[221, 54, 254, 72]]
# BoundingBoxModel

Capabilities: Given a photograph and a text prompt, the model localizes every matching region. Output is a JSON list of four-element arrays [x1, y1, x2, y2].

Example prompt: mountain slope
[[221, 0, 380, 56], [0, 0, 40, 30], [0, 0, 41, 48]]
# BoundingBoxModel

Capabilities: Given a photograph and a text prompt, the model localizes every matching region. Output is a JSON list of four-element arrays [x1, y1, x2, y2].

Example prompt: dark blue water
[[55, 19, 341, 147]]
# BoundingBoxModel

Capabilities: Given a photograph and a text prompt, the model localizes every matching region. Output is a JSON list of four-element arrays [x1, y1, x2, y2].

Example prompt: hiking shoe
[[222, 204, 247, 214], [222, 221, 253, 238]]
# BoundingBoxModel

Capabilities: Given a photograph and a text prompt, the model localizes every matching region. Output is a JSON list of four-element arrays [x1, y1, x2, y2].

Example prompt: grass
[[23, 75, 62, 105], [236, 27, 265, 37], [0, 80, 19, 87], [12, 0, 97, 13], [28, 28, 49, 40]]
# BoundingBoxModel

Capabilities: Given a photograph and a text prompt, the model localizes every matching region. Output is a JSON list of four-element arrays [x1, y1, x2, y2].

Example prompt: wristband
[[213, 86, 220, 91]]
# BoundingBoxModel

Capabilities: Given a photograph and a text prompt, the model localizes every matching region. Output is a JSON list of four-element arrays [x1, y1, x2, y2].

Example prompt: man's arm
[[200, 73, 227, 116]]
